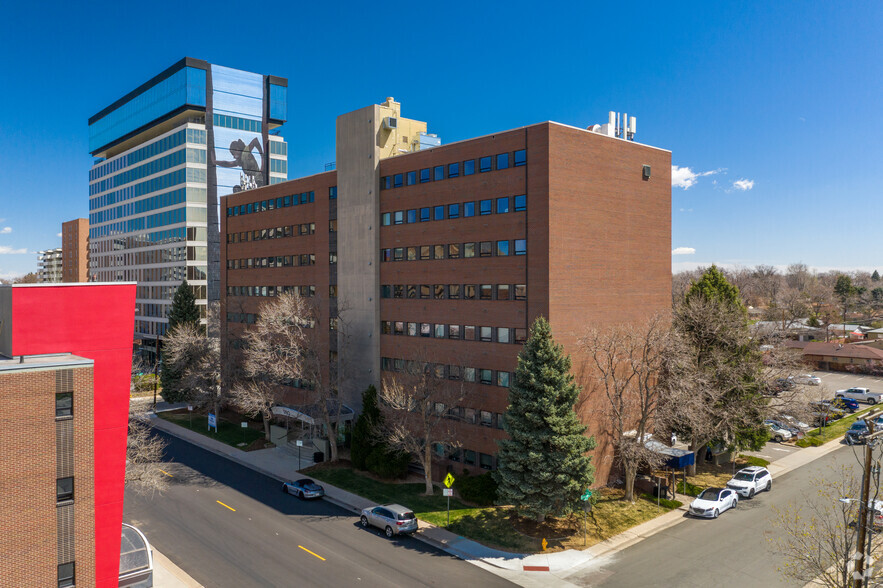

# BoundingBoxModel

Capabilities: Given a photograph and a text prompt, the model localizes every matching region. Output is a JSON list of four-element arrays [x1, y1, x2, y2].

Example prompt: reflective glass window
[[480, 156, 492, 172], [407, 171, 417, 185], [448, 162, 460, 177], [514, 149, 526, 166], [464, 159, 475, 175], [420, 168, 431, 183]]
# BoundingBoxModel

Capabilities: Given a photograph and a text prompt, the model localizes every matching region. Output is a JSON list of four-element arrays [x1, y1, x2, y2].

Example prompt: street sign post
[[207, 413, 217, 432], [296, 439, 304, 470], [187, 405, 193, 427], [443, 474, 456, 525], [580, 489, 593, 545], [241, 421, 248, 445]]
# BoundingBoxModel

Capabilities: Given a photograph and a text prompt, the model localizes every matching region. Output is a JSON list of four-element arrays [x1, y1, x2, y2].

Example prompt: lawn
[[158, 410, 268, 450], [796, 406, 877, 447], [306, 463, 680, 553]]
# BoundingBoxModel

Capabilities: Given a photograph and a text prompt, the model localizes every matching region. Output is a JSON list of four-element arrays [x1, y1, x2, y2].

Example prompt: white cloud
[[671, 165, 720, 189], [0, 227, 10, 234], [0, 246, 28, 255], [732, 178, 755, 191], [56, 232, 63, 238], [672, 247, 696, 255], [679, 208, 693, 212]]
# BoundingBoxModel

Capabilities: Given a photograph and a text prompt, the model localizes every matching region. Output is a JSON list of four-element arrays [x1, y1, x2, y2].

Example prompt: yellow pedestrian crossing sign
[[444, 473, 455, 488]]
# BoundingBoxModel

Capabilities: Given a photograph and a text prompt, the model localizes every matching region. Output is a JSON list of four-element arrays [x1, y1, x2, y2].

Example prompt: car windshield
[[397, 512, 415, 521], [734, 473, 754, 481], [698, 489, 722, 501], [299, 479, 314, 485]]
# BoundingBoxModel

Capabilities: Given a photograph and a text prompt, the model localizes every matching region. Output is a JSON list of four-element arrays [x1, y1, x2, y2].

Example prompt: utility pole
[[855, 412, 881, 588]]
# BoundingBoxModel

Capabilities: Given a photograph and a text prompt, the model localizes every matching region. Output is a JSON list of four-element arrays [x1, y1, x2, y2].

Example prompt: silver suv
[[360, 504, 418, 537]]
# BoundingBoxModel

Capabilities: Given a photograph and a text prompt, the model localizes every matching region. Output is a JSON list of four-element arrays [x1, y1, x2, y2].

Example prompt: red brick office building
[[221, 101, 670, 483]]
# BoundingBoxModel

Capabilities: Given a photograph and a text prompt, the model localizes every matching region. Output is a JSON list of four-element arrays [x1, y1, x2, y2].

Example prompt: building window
[[480, 284, 493, 300], [480, 369, 493, 384], [447, 243, 461, 259], [56, 392, 73, 418], [381, 248, 392, 262], [449, 324, 461, 339], [394, 211, 404, 225], [479, 241, 493, 257], [448, 162, 460, 178], [514, 284, 527, 300], [420, 168, 431, 183], [496, 197, 510, 214], [329, 186, 337, 199], [435, 324, 445, 338], [420, 207, 431, 222], [497, 327, 510, 343], [381, 321, 391, 334], [434, 166, 445, 181], [514, 239, 527, 255], [514, 149, 526, 166], [464, 159, 475, 175], [407, 285, 417, 298], [407, 209, 417, 223], [435, 284, 446, 299], [57, 477, 74, 502], [463, 285, 476, 300], [420, 245, 431, 260], [407, 247, 417, 261], [408, 322, 418, 336], [421, 323, 432, 337], [464, 408, 476, 424], [330, 285, 338, 298], [463, 242, 476, 258], [394, 173, 403, 188], [479, 199, 492, 215], [449, 284, 460, 299], [381, 213, 391, 226], [394, 285, 404, 298], [464, 325, 476, 340], [407, 171, 417, 185], [58, 563, 75, 588], [329, 219, 337, 232], [394, 321, 404, 335], [434, 245, 445, 259], [420, 284, 431, 298], [497, 153, 510, 170], [480, 452, 494, 470], [464, 367, 476, 382], [434, 205, 445, 220], [463, 202, 475, 217], [497, 371, 510, 388], [515, 328, 527, 344], [447, 203, 460, 219], [480, 411, 494, 427], [480, 326, 493, 341], [329, 252, 338, 264], [393, 248, 404, 261], [496, 240, 509, 256], [449, 365, 461, 380], [479, 156, 492, 172]]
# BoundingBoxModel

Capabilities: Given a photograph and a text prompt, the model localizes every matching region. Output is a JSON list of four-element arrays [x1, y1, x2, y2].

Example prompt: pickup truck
[[836, 387, 883, 405]]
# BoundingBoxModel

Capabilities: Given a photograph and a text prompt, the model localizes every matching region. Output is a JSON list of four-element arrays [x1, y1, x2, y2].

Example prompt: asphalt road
[[561, 443, 866, 588], [124, 432, 513, 588]]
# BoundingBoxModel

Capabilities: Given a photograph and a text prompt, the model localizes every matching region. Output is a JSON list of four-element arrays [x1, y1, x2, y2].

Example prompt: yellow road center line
[[298, 545, 326, 561], [158, 469, 173, 477], [216, 500, 236, 512]]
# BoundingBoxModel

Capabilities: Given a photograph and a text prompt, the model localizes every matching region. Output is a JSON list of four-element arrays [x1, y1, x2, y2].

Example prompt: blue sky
[[1, 0, 880, 279]]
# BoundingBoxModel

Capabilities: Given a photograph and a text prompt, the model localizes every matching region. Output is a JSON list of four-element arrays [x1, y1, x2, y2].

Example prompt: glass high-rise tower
[[87, 58, 287, 345]]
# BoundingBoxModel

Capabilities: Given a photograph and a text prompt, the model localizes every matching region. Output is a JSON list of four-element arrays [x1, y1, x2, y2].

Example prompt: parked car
[[836, 387, 883, 405], [726, 466, 773, 498], [830, 397, 860, 413], [767, 418, 804, 439], [845, 421, 870, 445], [360, 504, 418, 537], [792, 374, 822, 386], [765, 419, 793, 442], [775, 378, 796, 392], [282, 478, 325, 499], [688, 488, 738, 519], [779, 414, 811, 432]]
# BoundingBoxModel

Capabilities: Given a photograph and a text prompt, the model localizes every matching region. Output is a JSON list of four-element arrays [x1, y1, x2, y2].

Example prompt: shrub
[[679, 480, 704, 497], [366, 447, 410, 479], [351, 386, 381, 470], [739, 454, 771, 468], [641, 493, 682, 510], [796, 436, 824, 448], [457, 472, 498, 506]]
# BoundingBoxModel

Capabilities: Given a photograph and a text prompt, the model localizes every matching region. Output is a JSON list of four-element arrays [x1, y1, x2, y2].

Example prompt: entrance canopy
[[272, 400, 354, 426]]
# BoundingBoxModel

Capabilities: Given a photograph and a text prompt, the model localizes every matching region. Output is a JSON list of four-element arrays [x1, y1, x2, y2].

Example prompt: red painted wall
[[10, 284, 135, 588]]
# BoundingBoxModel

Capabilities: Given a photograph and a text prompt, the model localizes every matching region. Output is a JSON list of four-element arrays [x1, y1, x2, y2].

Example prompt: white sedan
[[689, 488, 738, 518], [792, 374, 821, 386]]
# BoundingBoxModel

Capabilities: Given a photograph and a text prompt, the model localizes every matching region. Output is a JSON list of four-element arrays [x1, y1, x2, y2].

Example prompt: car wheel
[[847, 436, 854, 446], [775, 435, 783, 443], [713, 509, 719, 519], [282, 484, 288, 494], [870, 399, 877, 405], [385, 526, 394, 538], [732, 498, 738, 509], [766, 481, 772, 492], [360, 515, 369, 527], [748, 488, 755, 499]]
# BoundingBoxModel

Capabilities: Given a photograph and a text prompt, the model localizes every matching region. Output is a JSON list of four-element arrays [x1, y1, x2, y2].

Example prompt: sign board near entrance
[[443, 488, 453, 497]]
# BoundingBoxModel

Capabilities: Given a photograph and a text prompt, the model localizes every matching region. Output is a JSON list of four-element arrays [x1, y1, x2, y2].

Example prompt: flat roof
[[0, 353, 93, 372]]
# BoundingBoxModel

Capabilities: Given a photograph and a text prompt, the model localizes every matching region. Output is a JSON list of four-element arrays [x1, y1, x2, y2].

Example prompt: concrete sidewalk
[[153, 547, 202, 587], [148, 414, 848, 580]]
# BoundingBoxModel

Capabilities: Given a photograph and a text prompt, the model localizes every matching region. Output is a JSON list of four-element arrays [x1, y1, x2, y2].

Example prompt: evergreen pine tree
[[872, 270, 880, 282], [160, 280, 201, 403], [495, 316, 595, 522], [351, 385, 381, 470]]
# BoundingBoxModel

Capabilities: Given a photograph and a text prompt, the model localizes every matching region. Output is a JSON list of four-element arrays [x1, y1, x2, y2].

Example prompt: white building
[[37, 248, 63, 283]]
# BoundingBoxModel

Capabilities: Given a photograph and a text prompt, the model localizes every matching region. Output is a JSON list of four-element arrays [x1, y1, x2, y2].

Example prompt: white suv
[[726, 466, 772, 498], [836, 387, 882, 405]]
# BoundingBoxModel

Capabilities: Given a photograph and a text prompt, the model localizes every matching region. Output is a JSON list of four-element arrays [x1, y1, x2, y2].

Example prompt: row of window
[[91, 204, 208, 239], [270, 158, 288, 174], [227, 254, 316, 269], [226, 190, 319, 217], [96, 264, 206, 284], [269, 140, 287, 155], [91, 246, 205, 270], [381, 149, 526, 190], [136, 284, 206, 302], [90, 166, 205, 214], [225, 223, 316, 243], [90, 147, 205, 196], [90, 186, 206, 226], [381, 239, 526, 263], [135, 319, 169, 338], [382, 321, 527, 344], [89, 226, 204, 251], [443, 446, 496, 469], [225, 284, 316, 298], [381, 283, 526, 301], [213, 113, 262, 133], [90, 128, 206, 181], [381, 195, 526, 227], [381, 357, 513, 388]]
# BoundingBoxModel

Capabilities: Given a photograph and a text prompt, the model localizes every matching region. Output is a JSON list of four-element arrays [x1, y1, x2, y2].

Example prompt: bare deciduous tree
[[164, 303, 223, 417], [125, 403, 168, 496], [379, 360, 464, 495], [769, 466, 877, 588], [579, 314, 673, 502], [229, 380, 276, 442]]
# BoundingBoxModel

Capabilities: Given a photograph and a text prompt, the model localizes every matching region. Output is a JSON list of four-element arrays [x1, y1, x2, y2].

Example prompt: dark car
[[282, 478, 325, 499], [775, 378, 796, 392], [830, 397, 860, 413], [845, 420, 870, 445]]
